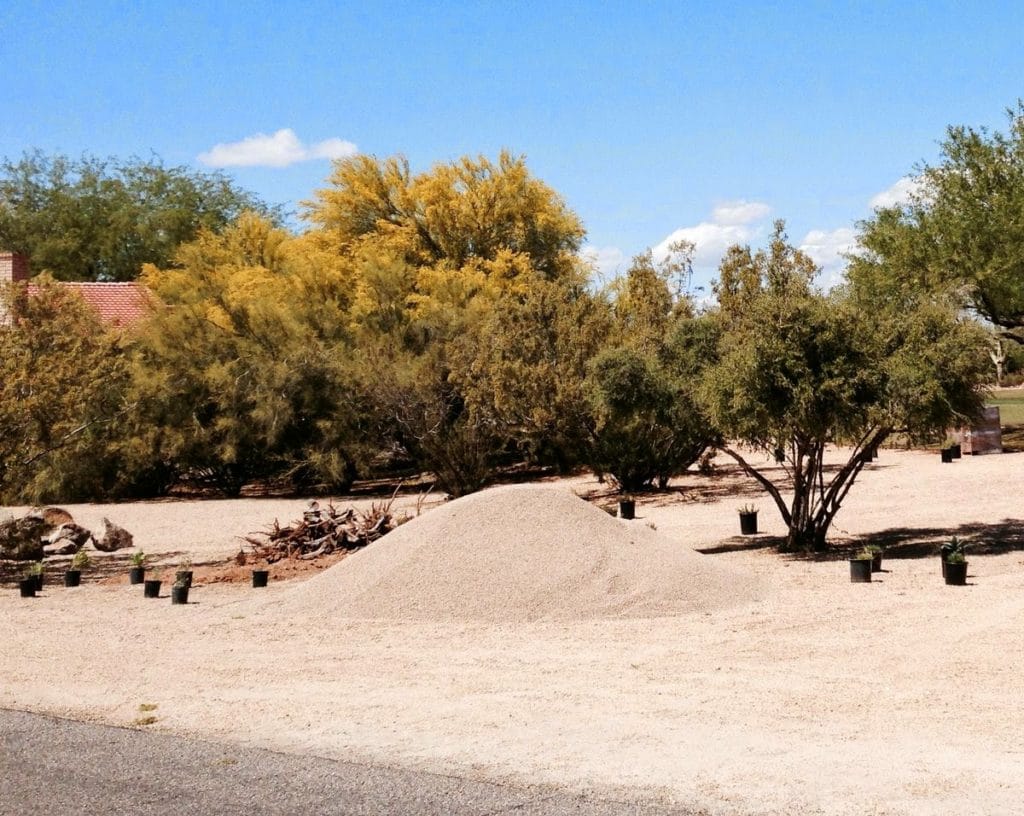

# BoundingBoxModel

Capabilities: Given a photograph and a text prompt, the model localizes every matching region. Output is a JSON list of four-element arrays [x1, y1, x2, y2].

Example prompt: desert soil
[[2, 448, 1023, 815]]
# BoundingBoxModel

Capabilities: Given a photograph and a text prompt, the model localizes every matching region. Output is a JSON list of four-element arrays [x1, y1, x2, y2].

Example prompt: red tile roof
[[27, 282, 152, 329]]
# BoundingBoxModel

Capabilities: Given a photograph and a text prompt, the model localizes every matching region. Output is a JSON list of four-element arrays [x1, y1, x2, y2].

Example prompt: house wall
[[0, 252, 30, 283]]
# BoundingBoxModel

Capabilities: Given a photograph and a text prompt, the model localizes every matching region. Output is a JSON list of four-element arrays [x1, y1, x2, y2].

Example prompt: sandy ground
[[3, 448, 1024, 815]]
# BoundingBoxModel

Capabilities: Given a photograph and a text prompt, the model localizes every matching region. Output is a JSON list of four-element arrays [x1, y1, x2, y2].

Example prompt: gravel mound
[[276, 484, 765, 623]]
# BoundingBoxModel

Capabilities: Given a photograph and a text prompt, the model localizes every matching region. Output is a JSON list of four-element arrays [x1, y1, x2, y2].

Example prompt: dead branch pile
[[242, 499, 403, 563]]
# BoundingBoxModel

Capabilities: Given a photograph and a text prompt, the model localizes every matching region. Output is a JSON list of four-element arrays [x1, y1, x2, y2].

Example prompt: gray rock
[[95, 517, 133, 552]]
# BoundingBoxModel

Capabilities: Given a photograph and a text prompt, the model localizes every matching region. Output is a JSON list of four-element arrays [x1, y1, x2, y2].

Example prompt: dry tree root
[[242, 490, 405, 564]]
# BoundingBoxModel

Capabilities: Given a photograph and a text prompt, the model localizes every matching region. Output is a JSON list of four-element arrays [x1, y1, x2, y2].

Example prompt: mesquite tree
[[0, 151, 277, 282], [700, 222, 989, 551], [851, 102, 1024, 345]]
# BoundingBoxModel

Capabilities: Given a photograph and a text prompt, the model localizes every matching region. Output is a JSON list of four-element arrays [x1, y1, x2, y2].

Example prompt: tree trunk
[[727, 430, 890, 553], [784, 518, 830, 552]]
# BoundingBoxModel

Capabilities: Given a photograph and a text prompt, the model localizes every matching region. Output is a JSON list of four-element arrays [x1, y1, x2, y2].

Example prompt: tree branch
[[720, 446, 792, 526]]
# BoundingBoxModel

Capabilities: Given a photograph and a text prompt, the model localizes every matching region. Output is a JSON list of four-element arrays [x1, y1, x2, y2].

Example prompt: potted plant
[[65, 550, 90, 587], [18, 571, 36, 598], [143, 573, 162, 598], [251, 563, 270, 588], [939, 536, 966, 579], [25, 560, 44, 592], [738, 504, 758, 535], [864, 544, 884, 572], [849, 548, 873, 583], [618, 495, 636, 520], [949, 441, 962, 459], [128, 550, 147, 585], [175, 555, 193, 588], [171, 577, 190, 605], [944, 549, 969, 586]]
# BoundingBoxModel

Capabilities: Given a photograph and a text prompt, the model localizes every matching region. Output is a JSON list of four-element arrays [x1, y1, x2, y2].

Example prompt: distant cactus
[[990, 340, 1007, 385]]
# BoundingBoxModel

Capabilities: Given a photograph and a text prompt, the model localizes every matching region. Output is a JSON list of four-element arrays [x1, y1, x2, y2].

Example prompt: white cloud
[[581, 244, 626, 285], [869, 176, 923, 209], [799, 227, 857, 289], [648, 199, 861, 295], [198, 129, 358, 168], [650, 200, 773, 289], [711, 200, 772, 226], [653, 220, 760, 268]]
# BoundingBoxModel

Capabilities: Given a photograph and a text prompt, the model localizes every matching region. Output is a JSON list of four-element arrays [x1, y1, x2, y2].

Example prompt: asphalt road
[[0, 709, 694, 815]]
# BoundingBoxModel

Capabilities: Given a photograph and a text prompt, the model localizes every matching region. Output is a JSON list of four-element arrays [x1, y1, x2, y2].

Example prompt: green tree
[[0, 278, 132, 502], [0, 151, 278, 282], [585, 346, 707, 492], [851, 102, 1024, 343], [304, 151, 588, 494], [584, 244, 715, 492], [135, 213, 367, 495], [701, 222, 988, 551], [306, 151, 584, 281]]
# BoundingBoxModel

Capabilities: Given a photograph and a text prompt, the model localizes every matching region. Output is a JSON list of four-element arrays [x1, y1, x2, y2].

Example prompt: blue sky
[[2, 1, 1023, 292]]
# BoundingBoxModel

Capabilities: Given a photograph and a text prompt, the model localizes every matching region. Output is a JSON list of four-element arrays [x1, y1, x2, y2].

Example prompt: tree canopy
[[701, 222, 989, 551], [0, 151, 278, 282], [301, 151, 592, 495], [584, 245, 715, 492], [135, 213, 366, 496], [0, 147, 996, 519], [850, 102, 1024, 343], [0, 279, 131, 502]]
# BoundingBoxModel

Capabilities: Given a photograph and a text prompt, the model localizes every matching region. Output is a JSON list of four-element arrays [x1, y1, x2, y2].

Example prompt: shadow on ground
[[699, 520, 1024, 562], [782, 519, 1024, 562]]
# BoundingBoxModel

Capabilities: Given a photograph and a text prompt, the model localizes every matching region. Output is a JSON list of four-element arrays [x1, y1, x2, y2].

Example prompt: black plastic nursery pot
[[64, 570, 81, 587], [252, 569, 269, 588], [739, 512, 758, 535], [870, 553, 882, 572], [143, 579, 162, 598], [31, 573, 43, 592], [944, 561, 968, 586], [18, 578, 36, 598], [849, 558, 873, 583], [129, 567, 145, 585], [940, 447, 953, 463], [171, 584, 190, 605], [941, 556, 948, 579], [619, 499, 635, 520], [950, 443, 962, 459], [175, 570, 193, 588]]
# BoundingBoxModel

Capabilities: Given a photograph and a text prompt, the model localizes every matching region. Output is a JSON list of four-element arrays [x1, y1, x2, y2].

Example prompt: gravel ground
[[2, 447, 1024, 815]]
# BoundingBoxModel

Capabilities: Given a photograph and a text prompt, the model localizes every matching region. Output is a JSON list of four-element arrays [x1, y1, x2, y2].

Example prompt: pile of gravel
[[277, 484, 765, 623]]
